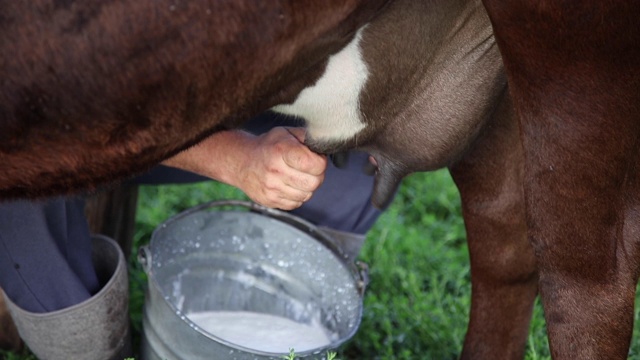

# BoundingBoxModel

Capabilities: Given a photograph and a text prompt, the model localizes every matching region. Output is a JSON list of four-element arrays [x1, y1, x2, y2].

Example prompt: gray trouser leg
[[2, 235, 131, 360]]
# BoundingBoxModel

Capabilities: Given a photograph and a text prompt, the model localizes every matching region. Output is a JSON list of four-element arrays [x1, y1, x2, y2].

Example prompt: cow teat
[[305, 135, 403, 209], [329, 152, 350, 169], [370, 154, 406, 209]]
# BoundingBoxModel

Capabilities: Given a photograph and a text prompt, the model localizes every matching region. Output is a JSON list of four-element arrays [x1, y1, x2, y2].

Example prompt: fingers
[[263, 127, 326, 184], [280, 130, 327, 176], [248, 171, 315, 210], [242, 127, 327, 210], [254, 161, 323, 209], [284, 127, 306, 143], [279, 165, 324, 192], [251, 185, 314, 211]]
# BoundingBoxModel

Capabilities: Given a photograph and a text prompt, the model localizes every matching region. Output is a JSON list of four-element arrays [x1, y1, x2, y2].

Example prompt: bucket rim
[[148, 200, 364, 279]]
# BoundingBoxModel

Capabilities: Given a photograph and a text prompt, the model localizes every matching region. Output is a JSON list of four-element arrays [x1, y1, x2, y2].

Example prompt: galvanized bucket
[[139, 200, 367, 360]]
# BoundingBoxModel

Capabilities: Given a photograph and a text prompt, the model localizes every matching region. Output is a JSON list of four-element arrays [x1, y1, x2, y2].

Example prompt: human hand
[[162, 127, 327, 210], [232, 127, 326, 209]]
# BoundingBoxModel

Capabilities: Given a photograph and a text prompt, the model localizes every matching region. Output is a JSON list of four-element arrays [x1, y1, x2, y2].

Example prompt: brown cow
[[482, 0, 640, 359], [3, 0, 627, 359], [0, 0, 535, 358]]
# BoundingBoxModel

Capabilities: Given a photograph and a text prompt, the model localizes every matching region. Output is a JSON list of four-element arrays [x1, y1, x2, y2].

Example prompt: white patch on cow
[[272, 27, 369, 143]]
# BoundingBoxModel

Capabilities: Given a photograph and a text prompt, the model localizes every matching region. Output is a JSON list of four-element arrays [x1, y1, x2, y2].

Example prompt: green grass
[[283, 349, 338, 360], [7, 169, 640, 359]]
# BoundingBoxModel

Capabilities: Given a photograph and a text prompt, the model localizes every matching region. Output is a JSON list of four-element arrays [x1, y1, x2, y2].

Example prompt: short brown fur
[[483, 0, 640, 358], [0, 0, 389, 198]]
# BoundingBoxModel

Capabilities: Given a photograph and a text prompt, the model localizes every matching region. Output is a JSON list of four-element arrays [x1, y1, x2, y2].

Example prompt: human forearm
[[161, 128, 327, 210]]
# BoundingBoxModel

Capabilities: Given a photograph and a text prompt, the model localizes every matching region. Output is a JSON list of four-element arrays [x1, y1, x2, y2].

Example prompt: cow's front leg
[[451, 91, 537, 360]]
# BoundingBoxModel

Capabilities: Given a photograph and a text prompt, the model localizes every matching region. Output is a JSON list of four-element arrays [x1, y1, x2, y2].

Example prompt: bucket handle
[[249, 202, 370, 293], [138, 245, 152, 274], [248, 201, 371, 295]]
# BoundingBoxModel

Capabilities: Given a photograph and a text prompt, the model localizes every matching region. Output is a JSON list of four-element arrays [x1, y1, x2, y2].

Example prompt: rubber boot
[[318, 226, 366, 263], [2, 235, 132, 360]]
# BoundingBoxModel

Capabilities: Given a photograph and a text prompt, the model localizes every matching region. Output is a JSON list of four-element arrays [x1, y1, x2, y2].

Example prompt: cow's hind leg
[[481, 1, 640, 357], [518, 103, 640, 359], [450, 91, 537, 360], [519, 107, 640, 358]]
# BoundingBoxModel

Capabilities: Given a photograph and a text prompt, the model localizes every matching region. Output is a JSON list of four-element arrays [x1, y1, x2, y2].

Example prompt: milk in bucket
[[187, 311, 333, 352]]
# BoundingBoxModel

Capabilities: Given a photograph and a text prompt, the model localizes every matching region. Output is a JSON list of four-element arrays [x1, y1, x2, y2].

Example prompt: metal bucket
[[139, 200, 367, 360]]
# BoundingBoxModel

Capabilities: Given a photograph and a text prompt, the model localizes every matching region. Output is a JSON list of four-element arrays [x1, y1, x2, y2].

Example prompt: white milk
[[187, 310, 333, 353]]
